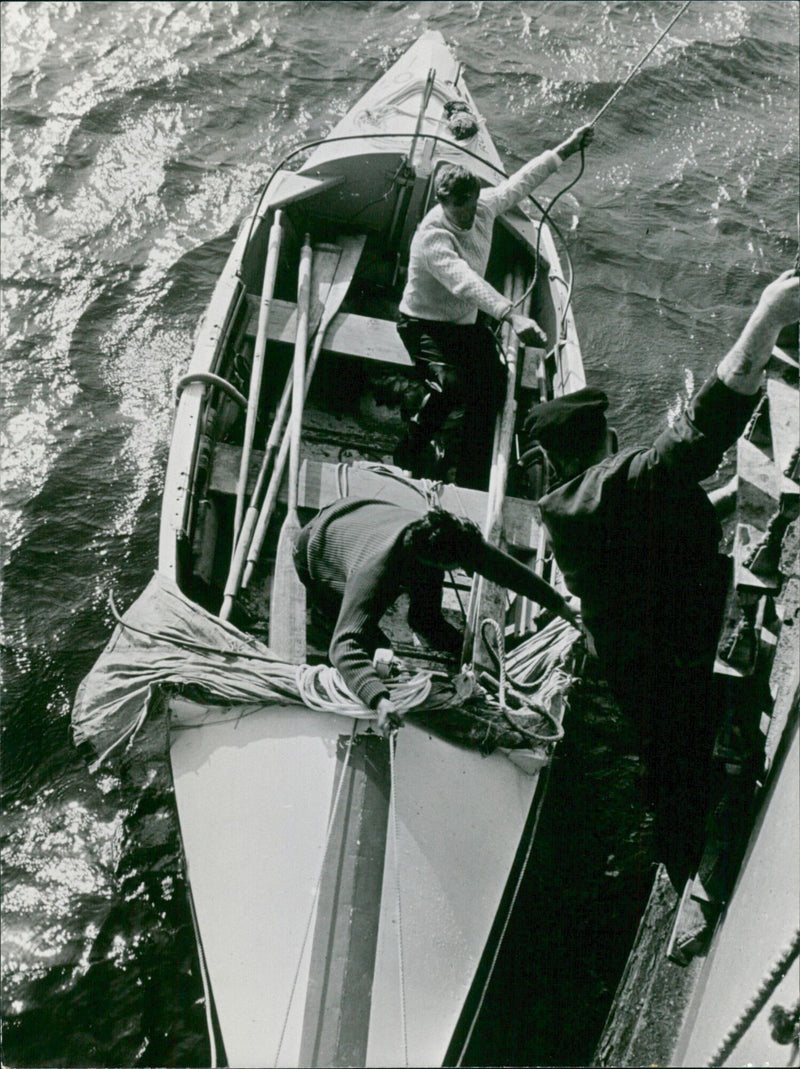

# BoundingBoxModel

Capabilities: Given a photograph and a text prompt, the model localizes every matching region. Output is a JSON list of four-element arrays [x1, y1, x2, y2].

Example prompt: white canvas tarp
[[72, 572, 305, 767]]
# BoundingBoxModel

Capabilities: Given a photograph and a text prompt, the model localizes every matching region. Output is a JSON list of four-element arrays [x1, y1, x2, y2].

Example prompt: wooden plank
[[766, 378, 799, 493], [737, 437, 780, 519], [733, 522, 781, 593], [245, 295, 413, 367], [298, 461, 542, 550], [209, 448, 541, 549]]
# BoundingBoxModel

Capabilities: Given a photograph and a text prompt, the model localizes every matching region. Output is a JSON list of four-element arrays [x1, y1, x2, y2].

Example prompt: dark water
[[2, 2, 798, 1066]]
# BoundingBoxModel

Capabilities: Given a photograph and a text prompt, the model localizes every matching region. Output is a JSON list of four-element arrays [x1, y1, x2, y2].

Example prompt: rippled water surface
[[2, 2, 798, 1065]]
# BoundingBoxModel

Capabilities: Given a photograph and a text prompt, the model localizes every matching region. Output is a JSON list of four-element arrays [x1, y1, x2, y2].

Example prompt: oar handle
[[288, 236, 313, 513], [241, 233, 365, 589], [233, 210, 283, 542]]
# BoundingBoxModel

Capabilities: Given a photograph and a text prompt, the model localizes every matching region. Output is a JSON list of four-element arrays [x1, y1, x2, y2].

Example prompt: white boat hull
[[170, 698, 544, 1067]]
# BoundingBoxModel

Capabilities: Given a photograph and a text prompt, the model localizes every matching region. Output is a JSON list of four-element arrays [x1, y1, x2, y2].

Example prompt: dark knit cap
[[524, 387, 609, 454]]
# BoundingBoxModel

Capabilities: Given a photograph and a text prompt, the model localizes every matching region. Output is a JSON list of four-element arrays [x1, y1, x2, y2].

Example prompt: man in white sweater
[[395, 122, 594, 487]]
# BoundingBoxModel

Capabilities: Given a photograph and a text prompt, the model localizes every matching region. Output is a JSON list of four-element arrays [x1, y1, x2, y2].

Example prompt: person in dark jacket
[[521, 269, 799, 888], [293, 500, 581, 735]]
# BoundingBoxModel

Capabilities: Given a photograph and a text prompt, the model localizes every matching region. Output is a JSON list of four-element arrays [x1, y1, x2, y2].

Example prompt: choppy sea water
[[2, 2, 798, 1066]]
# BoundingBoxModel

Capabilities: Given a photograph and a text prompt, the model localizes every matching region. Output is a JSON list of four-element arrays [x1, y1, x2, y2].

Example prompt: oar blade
[[269, 236, 312, 663], [308, 244, 342, 338], [270, 508, 306, 663]]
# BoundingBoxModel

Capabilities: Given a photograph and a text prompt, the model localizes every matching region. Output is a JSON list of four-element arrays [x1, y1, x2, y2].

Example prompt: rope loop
[[479, 617, 565, 745]]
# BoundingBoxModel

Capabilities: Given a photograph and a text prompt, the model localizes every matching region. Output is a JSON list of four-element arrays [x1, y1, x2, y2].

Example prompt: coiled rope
[[107, 590, 434, 721], [480, 618, 566, 745], [296, 662, 431, 716], [706, 928, 800, 1067]]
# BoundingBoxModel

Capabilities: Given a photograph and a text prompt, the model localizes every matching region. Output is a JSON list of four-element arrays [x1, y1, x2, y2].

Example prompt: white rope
[[480, 616, 570, 744], [358, 462, 443, 510], [295, 663, 432, 717], [389, 733, 409, 1067], [274, 725, 357, 1067]]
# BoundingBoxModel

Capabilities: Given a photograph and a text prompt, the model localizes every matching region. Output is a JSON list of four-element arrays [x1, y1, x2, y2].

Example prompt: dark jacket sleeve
[[462, 539, 571, 615], [328, 564, 395, 710], [643, 371, 760, 484]]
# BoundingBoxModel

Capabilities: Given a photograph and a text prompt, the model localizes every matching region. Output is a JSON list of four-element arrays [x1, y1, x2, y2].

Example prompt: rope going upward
[[590, 1, 693, 126]]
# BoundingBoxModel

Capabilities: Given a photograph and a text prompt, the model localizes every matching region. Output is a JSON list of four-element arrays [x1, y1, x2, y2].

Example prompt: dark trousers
[[595, 557, 732, 890], [395, 314, 506, 489]]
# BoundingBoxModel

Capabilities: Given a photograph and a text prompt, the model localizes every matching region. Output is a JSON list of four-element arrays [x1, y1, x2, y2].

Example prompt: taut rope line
[[590, 1, 693, 126]]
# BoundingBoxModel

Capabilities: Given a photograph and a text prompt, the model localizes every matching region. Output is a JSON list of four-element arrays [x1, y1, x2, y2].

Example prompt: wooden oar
[[461, 266, 526, 666], [233, 210, 283, 547], [219, 244, 341, 621], [269, 235, 313, 662], [242, 232, 367, 590]]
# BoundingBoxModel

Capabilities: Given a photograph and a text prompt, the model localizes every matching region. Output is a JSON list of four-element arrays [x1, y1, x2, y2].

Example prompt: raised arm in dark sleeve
[[642, 371, 760, 485], [462, 538, 576, 621]]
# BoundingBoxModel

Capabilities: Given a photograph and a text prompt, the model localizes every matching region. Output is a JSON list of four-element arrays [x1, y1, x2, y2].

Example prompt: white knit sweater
[[399, 148, 561, 324]]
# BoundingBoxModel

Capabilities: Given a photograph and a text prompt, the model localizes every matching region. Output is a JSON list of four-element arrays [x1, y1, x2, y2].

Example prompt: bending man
[[520, 269, 799, 889], [293, 500, 581, 735], [395, 123, 594, 488]]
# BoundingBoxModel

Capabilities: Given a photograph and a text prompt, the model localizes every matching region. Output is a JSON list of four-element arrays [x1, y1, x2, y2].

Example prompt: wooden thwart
[[244, 295, 413, 367], [209, 451, 543, 551]]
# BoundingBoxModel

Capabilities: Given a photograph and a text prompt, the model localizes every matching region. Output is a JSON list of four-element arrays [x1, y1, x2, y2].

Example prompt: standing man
[[292, 500, 582, 735], [520, 270, 799, 889], [395, 123, 595, 488]]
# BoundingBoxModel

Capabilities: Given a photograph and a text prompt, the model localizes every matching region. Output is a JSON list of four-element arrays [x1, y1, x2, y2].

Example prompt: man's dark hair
[[435, 164, 480, 205], [402, 509, 482, 565]]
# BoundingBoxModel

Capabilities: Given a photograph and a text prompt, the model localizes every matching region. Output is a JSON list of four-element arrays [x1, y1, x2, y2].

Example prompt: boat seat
[[209, 450, 543, 551], [244, 295, 413, 367]]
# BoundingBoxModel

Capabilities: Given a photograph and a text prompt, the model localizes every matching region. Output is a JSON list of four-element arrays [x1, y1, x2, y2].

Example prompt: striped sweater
[[399, 148, 562, 324], [297, 497, 571, 709]]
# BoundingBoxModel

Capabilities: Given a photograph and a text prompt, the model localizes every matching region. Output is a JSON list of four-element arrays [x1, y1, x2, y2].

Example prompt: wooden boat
[[86, 31, 588, 1068]]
